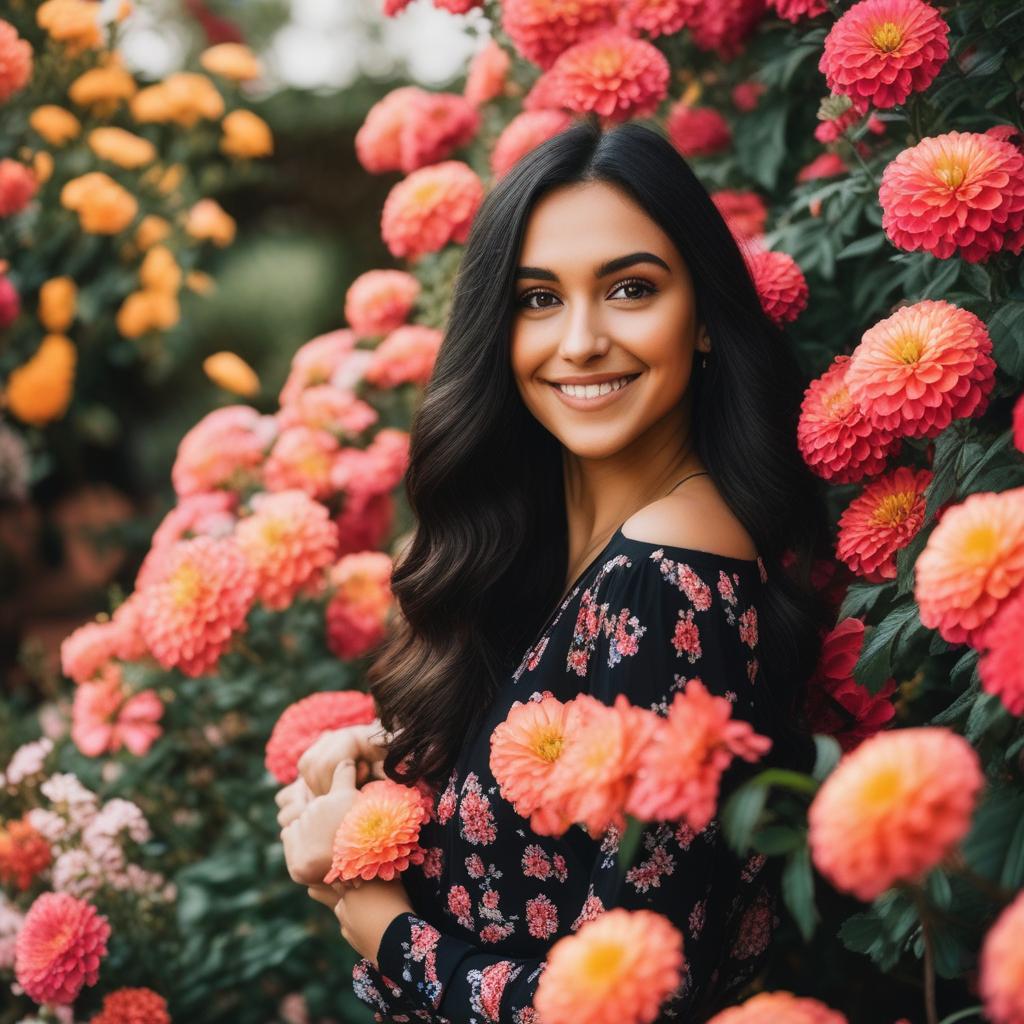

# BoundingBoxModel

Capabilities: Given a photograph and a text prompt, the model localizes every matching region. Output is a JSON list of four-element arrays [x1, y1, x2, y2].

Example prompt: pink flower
[[820, 0, 949, 110], [707, 991, 848, 1024], [502, 0, 617, 69], [491, 110, 574, 178], [731, 81, 766, 112], [769, 0, 827, 21], [628, 680, 772, 831], [0, 270, 20, 331], [465, 40, 510, 107], [331, 428, 410, 513], [712, 190, 768, 242], [71, 670, 163, 757], [61, 620, 121, 684], [381, 160, 484, 261], [279, 329, 363, 406], [1014, 393, 1024, 454], [364, 325, 443, 389], [667, 103, 731, 158], [978, 586, 1024, 716], [745, 250, 809, 324], [980, 890, 1024, 1024], [798, 152, 849, 182], [617, 0, 701, 38], [0, 158, 37, 217], [335, 490, 394, 557], [345, 269, 420, 339], [688, 0, 767, 59], [15, 892, 110, 1004], [263, 426, 340, 500], [325, 551, 394, 659], [879, 132, 1024, 263], [0, 20, 33, 104], [277, 386, 378, 439]]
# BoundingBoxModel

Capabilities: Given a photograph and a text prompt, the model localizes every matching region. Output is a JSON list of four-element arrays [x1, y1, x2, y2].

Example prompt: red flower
[[0, 20, 33, 104], [15, 892, 110, 1004], [491, 110, 573, 177], [745, 250, 809, 325], [688, 0, 767, 59], [91, 987, 171, 1024], [712, 190, 768, 242], [819, 0, 949, 110], [978, 588, 1024, 717], [618, 0, 701, 39], [0, 159, 37, 217], [879, 131, 1024, 263], [0, 816, 51, 890], [265, 689, 377, 784], [667, 103, 731, 158], [797, 152, 849, 182], [501, 0, 617, 69], [1014, 393, 1024, 454], [769, 0, 827, 21]]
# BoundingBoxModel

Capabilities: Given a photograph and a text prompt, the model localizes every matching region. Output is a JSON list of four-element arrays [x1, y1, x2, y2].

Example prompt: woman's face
[[510, 180, 706, 462]]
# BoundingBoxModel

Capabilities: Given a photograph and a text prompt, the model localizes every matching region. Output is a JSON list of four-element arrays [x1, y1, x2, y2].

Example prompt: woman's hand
[[298, 720, 390, 797], [275, 778, 312, 829], [332, 876, 414, 968]]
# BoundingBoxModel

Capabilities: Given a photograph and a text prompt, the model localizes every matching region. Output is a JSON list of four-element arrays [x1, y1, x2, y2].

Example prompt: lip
[[546, 372, 641, 411]]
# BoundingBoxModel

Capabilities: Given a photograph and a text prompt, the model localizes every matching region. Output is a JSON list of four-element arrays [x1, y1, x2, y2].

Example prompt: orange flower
[[87, 127, 157, 169], [796, 354, 900, 484], [914, 488, 1024, 645], [381, 160, 483, 261], [836, 466, 932, 582], [204, 351, 260, 397], [68, 62, 137, 112], [491, 110, 574, 178], [91, 987, 170, 1024], [325, 779, 428, 883], [60, 171, 138, 234], [220, 109, 273, 160], [490, 696, 576, 826], [235, 489, 339, 610], [979, 890, 1024, 1024], [116, 290, 180, 339], [808, 727, 983, 900], [199, 42, 262, 82], [135, 214, 171, 251], [36, 0, 103, 55], [139, 245, 182, 294], [465, 39, 510, 107], [15, 892, 109, 1005], [38, 276, 77, 332], [365, 325, 443, 389], [325, 551, 394, 659], [5, 334, 76, 426], [667, 102, 732, 157], [879, 132, 1024, 263], [534, 908, 685, 1024], [819, 0, 949, 110], [846, 300, 996, 438], [745, 250, 809, 325], [30, 106, 80, 147], [131, 72, 224, 127], [544, 694, 658, 837], [265, 690, 377, 784], [978, 588, 1024, 717], [0, 816, 51, 891], [186, 198, 236, 247], [501, 0, 616, 69], [0, 20, 32, 104], [706, 991, 848, 1024], [345, 269, 420, 339], [627, 680, 772, 832], [137, 536, 257, 677]]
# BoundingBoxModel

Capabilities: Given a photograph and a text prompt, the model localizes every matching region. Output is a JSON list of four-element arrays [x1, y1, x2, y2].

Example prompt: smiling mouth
[[547, 373, 641, 400]]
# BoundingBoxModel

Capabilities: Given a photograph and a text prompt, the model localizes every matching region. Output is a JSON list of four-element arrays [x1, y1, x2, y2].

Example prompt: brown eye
[[608, 278, 656, 301], [517, 289, 561, 310]]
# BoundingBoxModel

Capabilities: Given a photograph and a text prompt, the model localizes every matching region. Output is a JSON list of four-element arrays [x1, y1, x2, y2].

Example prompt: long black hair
[[369, 119, 830, 787]]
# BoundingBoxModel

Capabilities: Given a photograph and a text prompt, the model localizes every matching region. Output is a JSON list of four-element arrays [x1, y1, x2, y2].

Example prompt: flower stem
[[938, 1008, 983, 1024], [913, 889, 939, 1024]]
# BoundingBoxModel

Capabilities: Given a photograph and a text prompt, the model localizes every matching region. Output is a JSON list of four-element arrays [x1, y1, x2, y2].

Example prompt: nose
[[558, 302, 611, 363]]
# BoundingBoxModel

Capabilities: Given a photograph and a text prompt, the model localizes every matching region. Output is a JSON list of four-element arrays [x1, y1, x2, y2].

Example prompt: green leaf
[[965, 691, 1008, 741], [782, 846, 818, 941], [998, 806, 1024, 889], [811, 734, 841, 782], [721, 781, 769, 856], [960, 262, 993, 299], [838, 581, 892, 621], [926, 869, 953, 910], [963, 788, 1024, 879], [754, 825, 805, 855], [919, 258, 961, 300], [854, 601, 922, 693], [836, 234, 886, 260], [616, 815, 645, 876], [988, 301, 1024, 380]]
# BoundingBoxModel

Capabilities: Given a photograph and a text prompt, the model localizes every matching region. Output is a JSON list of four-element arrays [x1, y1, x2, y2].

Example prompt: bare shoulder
[[620, 479, 758, 560]]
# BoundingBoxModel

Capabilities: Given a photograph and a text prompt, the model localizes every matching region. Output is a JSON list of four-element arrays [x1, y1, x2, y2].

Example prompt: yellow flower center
[[824, 384, 853, 418], [871, 491, 915, 526], [530, 727, 564, 764], [357, 809, 391, 845], [582, 939, 625, 982], [961, 524, 998, 565], [169, 561, 203, 608], [301, 451, 329, 478], [891, 331, 923, 364], [861, 766, 901, 808], [340, 572, 381, 607], [871, 21, 904, 52], [260, 518, 285, 547], [412, 180, 442, 206], [934, 156, 967, 191]]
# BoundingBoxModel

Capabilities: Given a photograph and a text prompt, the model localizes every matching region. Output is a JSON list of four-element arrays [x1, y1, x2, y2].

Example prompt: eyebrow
[[514, 251, 671, 281]]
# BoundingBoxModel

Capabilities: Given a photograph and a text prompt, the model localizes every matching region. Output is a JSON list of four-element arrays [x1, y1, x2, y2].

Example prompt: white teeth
[[557, 376, 633, 399]]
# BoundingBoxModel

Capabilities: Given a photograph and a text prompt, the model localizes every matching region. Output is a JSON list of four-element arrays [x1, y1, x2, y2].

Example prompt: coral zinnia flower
[[534, 908, 685, 1024], [325, 551, 394, 659], [279, 329, 363, 406], [980, 890, 1024, 1024], [769, 0, 827, 22], [627, 680, 771, 832], [364, 325, 443, 389], [914, 488, 1024, 645], [491, 110, 574, 177], [138, 536, 257, 678], [61, 619, 120, 684], [490, 696, 576, 827], [324, 779, 429, 883], [381, 160, 484, 261], [819, 0, 949, 110], [502, 0, 617, 69], [544, 32, 670, 122], [91, 986, 171, 1024], [0, 816, 51, 890], [879, 132, 1024, 263], [808, 727, 982, 900], [688, 0, 766, 59], [745, 250, 809, 325], [712, 190, 768, 242], [978, 587, 1024, 716], [265, 689, 377, 784], [667, 102, 732, 158], [845, 301, 995, 440], [171, 405, 277, 498], [465, 39, 510, 107], [618, 0, 701, 39], [345, 269, 420, 339], [278, 387, 377, 439], [235, 490, 339, 610], [797, 355, 901, 484], [15, 892, 110, 1004], [71, 671, 164, 757], [0, 20, 33, 104], [263, 426, 340, 500], [706, 990, 848, 1023], [803, 618, 896, 751], [545, 694, 659, 838], [836, 466, 932, 582]]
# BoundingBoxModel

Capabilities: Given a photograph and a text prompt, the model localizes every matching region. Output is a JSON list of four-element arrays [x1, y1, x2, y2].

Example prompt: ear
[[695, 326, 711, 353]]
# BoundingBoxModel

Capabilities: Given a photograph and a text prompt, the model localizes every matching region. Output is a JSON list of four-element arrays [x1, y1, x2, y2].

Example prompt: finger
[[277, 802, 304, 829], [307, 884, 338, 909], [275, 780, 302, 809], [330, 758, 358, 794]]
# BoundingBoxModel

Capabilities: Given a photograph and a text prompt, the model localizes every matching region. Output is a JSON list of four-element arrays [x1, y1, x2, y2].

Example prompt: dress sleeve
[[374, 549, 777, 1023]]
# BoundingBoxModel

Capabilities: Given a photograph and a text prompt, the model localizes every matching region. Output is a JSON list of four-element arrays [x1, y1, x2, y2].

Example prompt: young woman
[[278, 119, 830, 1022]]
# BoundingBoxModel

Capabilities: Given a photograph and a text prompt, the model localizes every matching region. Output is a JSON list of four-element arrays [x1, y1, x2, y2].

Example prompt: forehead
[[517, 180, 679, 269]]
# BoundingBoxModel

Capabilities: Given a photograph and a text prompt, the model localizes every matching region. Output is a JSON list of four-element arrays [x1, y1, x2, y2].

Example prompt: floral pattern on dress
[[468, 960, 522, 1022], [400, 919, 443, 1008], [458, 772, 496, 846]]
